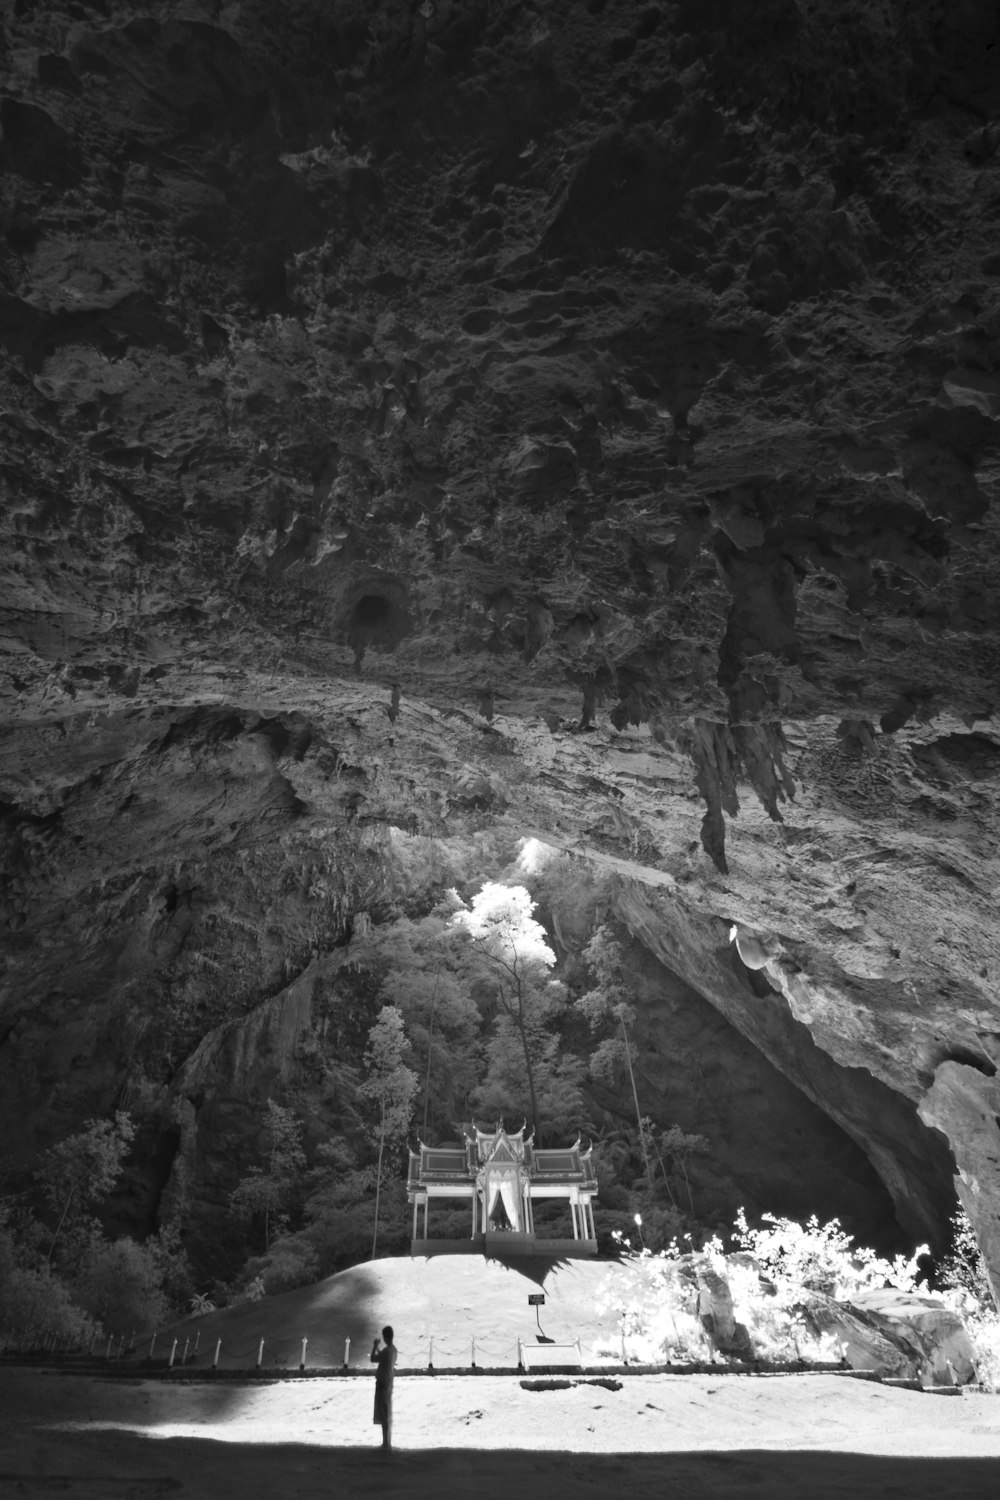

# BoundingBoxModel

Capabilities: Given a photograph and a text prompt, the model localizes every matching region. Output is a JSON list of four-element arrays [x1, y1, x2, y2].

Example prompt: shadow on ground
[[1, 1432, 998, 1500]]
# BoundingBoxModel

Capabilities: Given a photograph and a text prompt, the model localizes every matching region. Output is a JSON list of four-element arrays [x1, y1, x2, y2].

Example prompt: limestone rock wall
[[2, 0, 1000, 1285]]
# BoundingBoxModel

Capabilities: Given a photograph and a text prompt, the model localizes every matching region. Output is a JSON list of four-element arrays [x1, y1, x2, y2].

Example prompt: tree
[[472, 1012, 584, 1143], [451, 883, 563, 1143], [361, 1006, 418, 1260], [229, 1100, 307, 1250], [369, 908, 482, 1138], [575, 927, 652, 1185], [73, 1236, 173, 1336], [643, 1119, 710, 1215], [37, 1112, 136, 1267]]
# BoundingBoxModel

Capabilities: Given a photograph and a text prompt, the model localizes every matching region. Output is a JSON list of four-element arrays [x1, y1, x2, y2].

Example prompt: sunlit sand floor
[[3, 1367, 1000, 1499]]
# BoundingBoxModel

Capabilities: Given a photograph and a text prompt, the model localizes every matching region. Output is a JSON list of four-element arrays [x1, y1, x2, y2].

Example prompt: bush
[[729, 1208, 920, 1299], [242, 1235, 320, 1296], [596, 1208, 941, 1368], [938, 1205, 994, 1305], [595, 1250, 714, 1364], [962, 1305, 1000, 1391], [937, 1206, 1000, 1389], [0, 1263, 100, 1347], [73, 1236, 172, 1336], [147, 1224, 194, 1311]]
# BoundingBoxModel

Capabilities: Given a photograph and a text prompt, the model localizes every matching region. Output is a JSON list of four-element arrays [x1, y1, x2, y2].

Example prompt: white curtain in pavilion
[[487, 1178, 521, 1230]]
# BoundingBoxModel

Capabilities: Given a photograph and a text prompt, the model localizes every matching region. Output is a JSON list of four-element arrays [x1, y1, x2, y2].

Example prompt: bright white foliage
[[449, 882, 556, 969]]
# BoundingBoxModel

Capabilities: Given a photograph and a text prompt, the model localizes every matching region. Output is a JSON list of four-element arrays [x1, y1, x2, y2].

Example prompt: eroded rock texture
[[2, 1, 1000, 1286]]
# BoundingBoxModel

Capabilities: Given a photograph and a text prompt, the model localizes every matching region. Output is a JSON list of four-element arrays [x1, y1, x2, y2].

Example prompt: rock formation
[[2, 2, 999, 1291]]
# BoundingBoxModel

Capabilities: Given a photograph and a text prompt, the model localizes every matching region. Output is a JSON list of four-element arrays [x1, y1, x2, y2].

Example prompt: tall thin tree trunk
[[515, 979, 542, 1146], [422, 974, 441, 1138], [679, 1156, 695, 1214], [649, 1135, 678, 1209], [621, 1016, 652, 1186], [45, 1186, 78, 1267], [371, 1097, 386, 1261]]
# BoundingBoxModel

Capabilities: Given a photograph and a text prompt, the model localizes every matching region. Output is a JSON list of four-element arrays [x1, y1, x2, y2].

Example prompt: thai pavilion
[[407, 1121, 598, 1256]]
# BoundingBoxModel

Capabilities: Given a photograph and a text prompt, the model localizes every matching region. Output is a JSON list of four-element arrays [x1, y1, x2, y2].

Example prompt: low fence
[[0, 1324, 635, 1374]]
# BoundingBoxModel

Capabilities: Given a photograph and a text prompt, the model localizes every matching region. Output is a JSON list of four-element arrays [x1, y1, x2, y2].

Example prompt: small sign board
[[527, 1293, 545, 1306]]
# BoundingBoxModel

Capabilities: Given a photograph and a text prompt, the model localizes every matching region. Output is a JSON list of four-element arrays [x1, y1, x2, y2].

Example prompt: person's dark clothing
[[372, 1342, 397, 1428]]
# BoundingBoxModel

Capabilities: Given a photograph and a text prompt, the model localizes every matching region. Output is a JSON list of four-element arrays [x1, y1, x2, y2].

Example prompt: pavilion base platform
[[411, 1235, 597, 1258]]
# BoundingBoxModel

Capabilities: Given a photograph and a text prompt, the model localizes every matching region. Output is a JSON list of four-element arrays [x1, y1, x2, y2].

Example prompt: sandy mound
[[159, 1254, 627, 1371]]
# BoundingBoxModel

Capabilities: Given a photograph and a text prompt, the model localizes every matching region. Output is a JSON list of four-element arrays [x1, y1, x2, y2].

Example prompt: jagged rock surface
[[2, 2, 1000, 1286], [805, 1287, 977, 1385]]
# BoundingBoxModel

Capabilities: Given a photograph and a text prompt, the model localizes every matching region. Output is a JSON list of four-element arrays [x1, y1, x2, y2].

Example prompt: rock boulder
[[805, 1289, 976, 1386]]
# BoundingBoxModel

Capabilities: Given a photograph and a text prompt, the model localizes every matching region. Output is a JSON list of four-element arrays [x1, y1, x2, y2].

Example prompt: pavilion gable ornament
[[407, 1120, 598, 1258]]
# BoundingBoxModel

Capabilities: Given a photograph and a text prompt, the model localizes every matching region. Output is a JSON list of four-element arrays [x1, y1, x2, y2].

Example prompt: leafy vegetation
[[228, 1100, 307, 1251], [38, 1112, 136, 1268], [598, 1206, 1000, 1385], [937, 1204, 1000, 1390], [361, 1005, 418, 1259], [0, 1114, 189, 1346]]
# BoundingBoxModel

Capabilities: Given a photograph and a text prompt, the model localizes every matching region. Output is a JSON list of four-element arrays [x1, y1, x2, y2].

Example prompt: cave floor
[[2, 1368, 999, 1499]]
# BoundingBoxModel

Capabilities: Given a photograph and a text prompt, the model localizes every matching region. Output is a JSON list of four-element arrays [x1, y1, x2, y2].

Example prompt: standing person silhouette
[[370, 1326, 397, 1453]]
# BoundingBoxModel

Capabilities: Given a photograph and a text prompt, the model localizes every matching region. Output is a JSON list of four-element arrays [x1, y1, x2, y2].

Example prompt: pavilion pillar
[[471, 1189, 477, 1238], [570, 1200, 579, 1239], [424, 1197, 429, 1239], [412, 1198, 419, 1240]]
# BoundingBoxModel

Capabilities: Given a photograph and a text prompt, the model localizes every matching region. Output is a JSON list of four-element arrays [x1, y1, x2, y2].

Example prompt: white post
[[181, 1338, 189, 1365], [517, 1338, 524, 1371], [168, 1339, 178, 1369], [471, 1336, 476, 1368], [300, 1337, 308, 1372], [575, 1338, 582, 1366], [343, 1336, 350, 1369], [105, 1335, 114, 1361], [256, 1338, 264, 1370], [428, 1336, 434, 1370], [193, 1332, 200, 1359], [213, 1339, 221, 1369], [471, 1191, 476, 1238], [621, 1331, 627, 1365], [149, 1333, 157, 1360], [413, 1199, 419, 1241], [130, 1330, 136, 1354]]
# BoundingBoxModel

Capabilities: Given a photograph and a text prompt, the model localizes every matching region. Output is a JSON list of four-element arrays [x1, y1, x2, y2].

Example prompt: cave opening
[[620, 938, 928, 1259], [343, 583, 413, 669]]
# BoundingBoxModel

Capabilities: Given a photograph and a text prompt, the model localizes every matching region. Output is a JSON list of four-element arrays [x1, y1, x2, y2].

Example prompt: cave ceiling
[[2, 1, 1000, 1281]]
